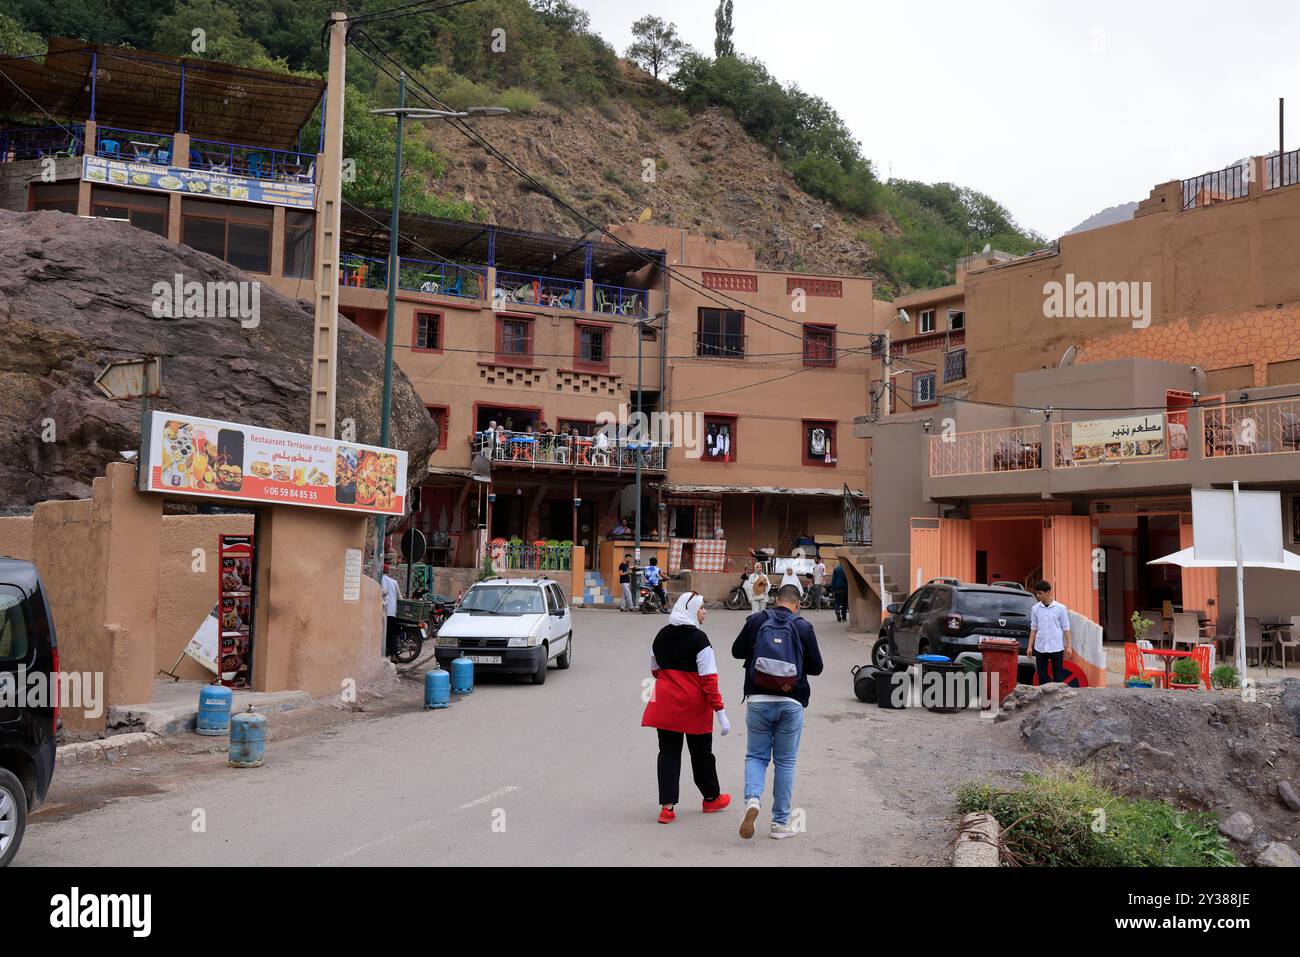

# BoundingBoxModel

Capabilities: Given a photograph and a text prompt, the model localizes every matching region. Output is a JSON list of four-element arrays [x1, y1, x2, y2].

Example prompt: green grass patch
[[955, 767, 1236, 867]]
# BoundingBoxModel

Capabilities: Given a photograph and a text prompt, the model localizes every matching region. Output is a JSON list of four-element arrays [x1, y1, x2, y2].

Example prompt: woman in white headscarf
[[641, 592, 731, 824], [780, 565, 804, 596]]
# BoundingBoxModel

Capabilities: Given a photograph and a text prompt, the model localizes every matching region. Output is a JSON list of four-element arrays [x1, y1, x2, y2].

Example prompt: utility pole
[[308, 11, 348, 439]]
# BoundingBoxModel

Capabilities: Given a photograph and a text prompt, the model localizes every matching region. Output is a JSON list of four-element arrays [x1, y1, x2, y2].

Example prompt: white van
[[434, 578, 573, 685]]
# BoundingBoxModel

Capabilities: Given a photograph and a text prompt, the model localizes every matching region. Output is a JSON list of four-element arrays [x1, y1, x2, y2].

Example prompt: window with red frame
[[497, 316, 533, 360], [576, 323, 609, 368], [702, 415, 737, 463], [414, 311, 442, 352], [803, 324, 836, 366], [426, 405, 449, 450], [803, 420, 836, 466]]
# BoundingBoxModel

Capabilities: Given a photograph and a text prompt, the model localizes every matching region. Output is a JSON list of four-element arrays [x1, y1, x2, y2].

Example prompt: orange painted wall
[[1179, 516, 1219, 619], [1042, 515, 1099, 621]]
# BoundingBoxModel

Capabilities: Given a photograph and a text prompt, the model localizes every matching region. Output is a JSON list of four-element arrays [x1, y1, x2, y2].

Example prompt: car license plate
[[468, 655, 502, 665]]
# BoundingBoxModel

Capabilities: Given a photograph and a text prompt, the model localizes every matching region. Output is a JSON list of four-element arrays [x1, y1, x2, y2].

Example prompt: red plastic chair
[[1191, 644, 1213, 690], [1124, 642, 1165, 687]]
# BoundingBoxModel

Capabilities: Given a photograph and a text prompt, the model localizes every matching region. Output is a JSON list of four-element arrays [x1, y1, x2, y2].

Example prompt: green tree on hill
[[714, 1, 735, 59], [627, 15, 686, 81]]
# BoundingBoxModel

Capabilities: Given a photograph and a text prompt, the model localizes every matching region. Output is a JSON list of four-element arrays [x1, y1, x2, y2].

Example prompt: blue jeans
[[744, 700, 805, 825]]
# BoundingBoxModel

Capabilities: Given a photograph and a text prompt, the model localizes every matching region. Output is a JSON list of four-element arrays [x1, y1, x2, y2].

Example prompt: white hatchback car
[[434, 578, 573, 685]]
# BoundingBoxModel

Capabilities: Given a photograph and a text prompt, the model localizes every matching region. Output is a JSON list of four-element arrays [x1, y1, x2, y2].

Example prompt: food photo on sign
[[142, 411, 408, 515]]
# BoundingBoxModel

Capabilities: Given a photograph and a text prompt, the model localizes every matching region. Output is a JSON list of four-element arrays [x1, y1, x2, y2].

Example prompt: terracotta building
[[854, 152, 1300, 670]]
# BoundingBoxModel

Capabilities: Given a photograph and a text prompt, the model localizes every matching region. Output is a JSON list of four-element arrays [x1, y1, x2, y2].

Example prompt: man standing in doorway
[[731, 584, 823, 840], [381, 562, 401, 657], [1028, 579, 1072, 685], [618, 553, 633, 612]]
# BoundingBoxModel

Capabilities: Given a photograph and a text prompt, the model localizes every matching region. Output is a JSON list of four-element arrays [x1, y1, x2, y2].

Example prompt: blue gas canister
[[196, 682, 233, 736], [228, 706, 266, 767], [424, 665, 450, 709], [450, 654, 474, 694]]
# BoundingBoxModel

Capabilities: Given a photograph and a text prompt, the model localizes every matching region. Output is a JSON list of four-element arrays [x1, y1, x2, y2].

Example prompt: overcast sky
[[579, 0, 1300, 238]]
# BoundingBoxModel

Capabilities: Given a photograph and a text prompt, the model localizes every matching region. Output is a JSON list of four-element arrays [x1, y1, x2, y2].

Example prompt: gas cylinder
[[424, 665, 450, 709], [196, 681, 233, 736], [228, 706, 266, 767], [450, 654, 474, 694]]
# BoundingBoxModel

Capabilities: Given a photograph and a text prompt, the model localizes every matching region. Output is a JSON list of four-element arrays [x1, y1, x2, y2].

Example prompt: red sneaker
[[702, 794, 732, 813], [658, 806, 676, 824]]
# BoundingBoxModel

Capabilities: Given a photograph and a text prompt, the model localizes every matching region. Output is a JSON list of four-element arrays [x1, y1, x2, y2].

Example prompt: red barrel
[[978, 637, 1019, 707]]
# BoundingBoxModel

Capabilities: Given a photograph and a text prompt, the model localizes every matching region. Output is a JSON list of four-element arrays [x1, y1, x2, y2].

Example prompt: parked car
[[1, 557, 58, 867], [434, 578, 572, 685], [871, 579, 1034, 674]]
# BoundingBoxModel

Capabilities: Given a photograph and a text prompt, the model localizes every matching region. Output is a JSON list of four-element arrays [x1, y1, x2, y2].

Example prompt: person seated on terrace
[[612, 518, 629, 537]]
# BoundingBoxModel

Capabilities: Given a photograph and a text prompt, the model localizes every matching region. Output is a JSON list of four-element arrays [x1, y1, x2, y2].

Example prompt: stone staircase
[[835, 545, 903, 632], [574, 569, 617, 607]]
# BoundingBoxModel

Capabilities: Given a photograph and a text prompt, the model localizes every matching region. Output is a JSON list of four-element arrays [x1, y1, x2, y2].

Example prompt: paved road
[[22, 609, 1012, 866]]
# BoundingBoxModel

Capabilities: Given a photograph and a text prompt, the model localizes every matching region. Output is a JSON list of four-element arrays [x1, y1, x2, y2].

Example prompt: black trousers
[[1035, 649, 1066, 685], [833, 589, 848, 620], [385, 617, 401, 656], [656, 729, 720, 806]]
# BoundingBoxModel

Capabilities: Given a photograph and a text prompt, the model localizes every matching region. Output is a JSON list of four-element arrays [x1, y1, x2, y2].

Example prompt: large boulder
[[0, 209, 436, 511]]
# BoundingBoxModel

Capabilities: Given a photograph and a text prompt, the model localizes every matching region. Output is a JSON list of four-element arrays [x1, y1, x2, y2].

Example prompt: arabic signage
[[1070, 414, 1166, 464], [83, 155, 316, 209], [141, 411, 408, 516]]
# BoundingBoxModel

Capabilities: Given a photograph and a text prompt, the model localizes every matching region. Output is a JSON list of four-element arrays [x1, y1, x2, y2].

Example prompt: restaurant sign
[[1069, 414, 1166, 464], [140, 411, 408, 516], [83, 155, 315, 209]]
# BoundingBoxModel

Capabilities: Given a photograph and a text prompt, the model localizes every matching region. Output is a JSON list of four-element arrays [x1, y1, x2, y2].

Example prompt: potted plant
[[1124, 676, 1154, 689], [1131, 610, 1156, 644], [1170, 657, 1201, 690], [1210, 664, 1240, 690]]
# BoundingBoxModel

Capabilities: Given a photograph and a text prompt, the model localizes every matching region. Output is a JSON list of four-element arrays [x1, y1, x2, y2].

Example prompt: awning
[[1148, 547, 1300, 571], [663, 484, 866, 498]]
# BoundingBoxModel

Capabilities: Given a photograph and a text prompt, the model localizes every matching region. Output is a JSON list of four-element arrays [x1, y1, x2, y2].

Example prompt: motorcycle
[[725, 571, 775, 611], [638, 582, 668, 614], [391, 592, 457, 664]]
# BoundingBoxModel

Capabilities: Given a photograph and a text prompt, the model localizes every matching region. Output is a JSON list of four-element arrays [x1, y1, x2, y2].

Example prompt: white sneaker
[[739, 799, 760, 840], [770, 822, 796, 839]]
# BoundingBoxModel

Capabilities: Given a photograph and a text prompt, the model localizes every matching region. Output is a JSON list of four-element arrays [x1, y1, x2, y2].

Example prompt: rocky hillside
[[428, 71, 888, 277], [0, 209, 437, 511]]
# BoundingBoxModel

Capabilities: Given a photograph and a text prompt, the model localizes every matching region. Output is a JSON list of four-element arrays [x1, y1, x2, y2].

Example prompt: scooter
[[725, 571, 776, 610], [638, 582, 669, 614]]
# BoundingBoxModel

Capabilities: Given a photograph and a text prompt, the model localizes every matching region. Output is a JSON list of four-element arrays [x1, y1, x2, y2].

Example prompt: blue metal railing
[[593, 283, 647, 318], [0, 124, 85, 162], [493, 270, 584, 310], [397, 258, 486, 299], [189, 136, 315, 182], [96, 127, 174, 163], [339, 254, 389, 290]]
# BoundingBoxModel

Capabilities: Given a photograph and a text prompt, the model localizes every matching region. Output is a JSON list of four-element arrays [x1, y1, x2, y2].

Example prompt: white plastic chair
[[1171, 612, 1204, 651], [1281, 617, 1300, 671]]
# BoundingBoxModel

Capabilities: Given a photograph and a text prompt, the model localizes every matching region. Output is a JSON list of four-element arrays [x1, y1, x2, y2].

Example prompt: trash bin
[[874, 667, 906, 709], [919, 655, 968, 713], [978, 637, 1020, 708], [852, 664, 881, 704]]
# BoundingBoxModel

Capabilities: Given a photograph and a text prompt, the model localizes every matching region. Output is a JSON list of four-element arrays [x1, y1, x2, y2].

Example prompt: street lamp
[[369, 73, 507, 580]]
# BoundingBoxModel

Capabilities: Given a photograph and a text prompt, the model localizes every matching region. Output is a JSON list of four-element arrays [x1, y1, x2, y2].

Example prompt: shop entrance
[[973, 518, 1042, 588]]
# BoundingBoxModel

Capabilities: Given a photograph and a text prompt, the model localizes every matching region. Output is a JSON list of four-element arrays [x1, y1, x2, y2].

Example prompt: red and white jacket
[[641, 624, 725, 735]]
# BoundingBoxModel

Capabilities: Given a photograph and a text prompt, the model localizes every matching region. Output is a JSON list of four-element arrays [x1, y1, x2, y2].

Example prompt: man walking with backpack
[[731, 583, 823, 840]]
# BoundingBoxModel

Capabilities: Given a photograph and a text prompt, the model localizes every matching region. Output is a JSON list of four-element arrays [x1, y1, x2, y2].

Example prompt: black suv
[[872, 579, 1034, 673], [0, 557, 58, 867]]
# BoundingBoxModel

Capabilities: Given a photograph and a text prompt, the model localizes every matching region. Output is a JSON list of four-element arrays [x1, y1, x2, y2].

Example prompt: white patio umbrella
[[1148, 547, 1300, 571]]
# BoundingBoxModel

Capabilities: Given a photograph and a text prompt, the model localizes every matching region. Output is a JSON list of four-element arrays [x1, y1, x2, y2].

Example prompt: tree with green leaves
[[0, 13, 43, 57], [714, 0, 735, 59], [626, 16, 686, 81]]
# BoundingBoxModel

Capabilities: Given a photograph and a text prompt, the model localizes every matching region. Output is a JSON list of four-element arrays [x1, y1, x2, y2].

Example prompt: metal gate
[[842, 484, 871, 545]]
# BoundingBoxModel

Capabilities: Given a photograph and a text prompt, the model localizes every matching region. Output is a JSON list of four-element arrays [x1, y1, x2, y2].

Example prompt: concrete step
[[108, 683, 314, 736]]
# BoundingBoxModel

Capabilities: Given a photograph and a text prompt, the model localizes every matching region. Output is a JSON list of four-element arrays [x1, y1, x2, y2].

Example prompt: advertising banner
[[1069, 414, 1166, 465], [83, 155, 315, 209], [141, 411, 408, 516]]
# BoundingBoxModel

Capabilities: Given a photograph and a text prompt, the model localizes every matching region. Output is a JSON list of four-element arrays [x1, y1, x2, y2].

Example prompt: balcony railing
[[398, 258, 486, 299], [96, 127, 174, 163], [189, 137, 315, 182], [929, 426, 1042, 478], [0, 124, 84, 162], [1182, 162, 1249, 210], [491, 541, 573, 571], [472, 431, 669, 472], [593, 283, 647, 319], [493, 270, 584, 310], [695, 331, 746, 359], [1203, 397, 1300, 457], [1266, 148, 1300, 191], [339, 254, 389, 290]]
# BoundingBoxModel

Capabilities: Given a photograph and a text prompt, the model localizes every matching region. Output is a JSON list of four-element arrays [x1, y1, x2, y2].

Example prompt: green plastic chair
[[544, 539, 560, 570], [508, 536, 523, 569], [558, 540, 574, 571]]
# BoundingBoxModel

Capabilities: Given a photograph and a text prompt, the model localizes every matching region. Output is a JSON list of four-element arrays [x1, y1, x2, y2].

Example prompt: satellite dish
[[1058, 345, 1078, 368], [896, 308, 911, 325], [470, 452, 492, 483]]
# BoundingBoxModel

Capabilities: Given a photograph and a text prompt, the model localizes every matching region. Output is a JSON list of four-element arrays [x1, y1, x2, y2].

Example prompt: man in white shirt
[[1028, 579, 1072, 685], [381, 564, 400, 657], [810, 558, 827, 610]]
